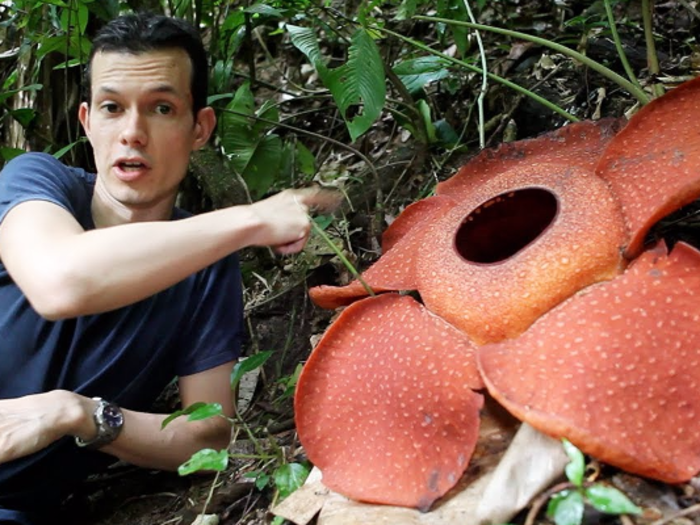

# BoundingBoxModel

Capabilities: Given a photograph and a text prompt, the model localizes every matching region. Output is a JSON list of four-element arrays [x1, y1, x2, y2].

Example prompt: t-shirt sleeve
[[175, 252, 245, 376], [0, 152, 84, 225]]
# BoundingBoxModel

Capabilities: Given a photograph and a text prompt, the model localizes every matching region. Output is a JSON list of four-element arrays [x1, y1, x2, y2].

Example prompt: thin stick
[[603, 0, 643, 92], [642, 0, 664, 98], [462, 0, 488, 149]]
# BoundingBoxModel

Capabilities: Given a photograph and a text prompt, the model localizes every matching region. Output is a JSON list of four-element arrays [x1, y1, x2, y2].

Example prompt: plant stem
[[414, 16, 651, 105], [642, 0, 664, 98], [374, 26, 580, 122], [462, 0, 487, 149], [310, 220, 376, 297], [603, 0, 643, 92]]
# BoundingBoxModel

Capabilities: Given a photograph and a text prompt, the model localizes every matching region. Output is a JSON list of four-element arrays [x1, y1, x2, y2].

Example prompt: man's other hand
[[0, 391, 93, 463]]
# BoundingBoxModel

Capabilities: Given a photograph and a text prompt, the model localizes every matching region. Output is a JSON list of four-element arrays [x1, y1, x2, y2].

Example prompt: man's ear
[[78, 102, 91, 139], [192, 107, 216, 151]]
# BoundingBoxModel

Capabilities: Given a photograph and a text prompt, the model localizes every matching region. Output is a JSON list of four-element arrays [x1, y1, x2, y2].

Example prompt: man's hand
[[248, 187, 343, 254], [0, 391, 93, 464]]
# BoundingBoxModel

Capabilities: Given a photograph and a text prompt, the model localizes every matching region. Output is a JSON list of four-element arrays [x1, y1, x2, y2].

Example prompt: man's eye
[[101, 103, 120, 113], [155, 104, 172, 115]]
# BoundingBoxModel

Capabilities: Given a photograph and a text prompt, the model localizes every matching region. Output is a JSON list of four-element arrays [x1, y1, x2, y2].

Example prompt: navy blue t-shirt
[[0, 153, 244, 522]]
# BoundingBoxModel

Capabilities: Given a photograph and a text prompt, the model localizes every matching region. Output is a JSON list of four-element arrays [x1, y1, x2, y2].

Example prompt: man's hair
[[84, 12, 208, 116]]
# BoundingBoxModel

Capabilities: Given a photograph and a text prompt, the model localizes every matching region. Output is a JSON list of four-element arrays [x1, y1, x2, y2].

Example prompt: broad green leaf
[[231, 351, 273, 389], [162, 401, 210, 428], [10, 108, 36, 128], [547, 490, 584, 525], [585, 485, 641, 515], [178, 448, 229, 476], [245, 3, 284, 17], [436, 0, 469, 56], [434, 119, 459, 147], [395, 0, 418, 20], [274, 462, 311, 499], [287, 25, 327, 71], [186, 402, 223, 422], [322, 29, 386, 142], [1, 147, 26, 162], [393, 56, 451, 95], [242, 135, 283, 197], [562, 439, 585, 487], [295, 141, 316, 175]]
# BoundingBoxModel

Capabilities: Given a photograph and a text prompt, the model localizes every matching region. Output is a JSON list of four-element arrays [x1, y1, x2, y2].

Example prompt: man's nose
[[119, 111, 148, 147]]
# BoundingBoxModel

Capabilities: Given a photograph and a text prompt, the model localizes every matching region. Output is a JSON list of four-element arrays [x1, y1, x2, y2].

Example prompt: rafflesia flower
[[295, 75, 700, 510]]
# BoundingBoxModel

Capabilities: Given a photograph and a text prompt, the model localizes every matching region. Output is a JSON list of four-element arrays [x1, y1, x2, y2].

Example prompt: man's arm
[[0, 188, 335, 320], [100, 361, 235, 470], [0, 362, 235, 470]]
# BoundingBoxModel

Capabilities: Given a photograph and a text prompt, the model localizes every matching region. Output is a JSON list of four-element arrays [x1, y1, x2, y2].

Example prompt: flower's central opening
[[455, 187, 559, 263]]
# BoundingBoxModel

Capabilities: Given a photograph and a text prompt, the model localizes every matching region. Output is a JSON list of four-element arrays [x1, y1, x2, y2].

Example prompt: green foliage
[[231, 351, 273, 391], [178, 448, 229, 476], [289, 25, 387, 142], [274, 461, 311, 499], [218, 83, 284, 198], [161, 401, 224, 429], [546, 439, 641, 525]]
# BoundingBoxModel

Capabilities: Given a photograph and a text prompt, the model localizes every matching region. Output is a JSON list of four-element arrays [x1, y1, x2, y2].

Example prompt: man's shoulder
[[3, 152, 94, 185]]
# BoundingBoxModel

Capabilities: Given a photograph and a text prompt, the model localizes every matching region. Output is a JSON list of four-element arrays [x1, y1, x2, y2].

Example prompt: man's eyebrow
[[96, 84, 182, 96]]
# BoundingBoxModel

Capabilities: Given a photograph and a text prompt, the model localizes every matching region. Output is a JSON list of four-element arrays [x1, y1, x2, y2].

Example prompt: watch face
[[103, 404, 124, 429]]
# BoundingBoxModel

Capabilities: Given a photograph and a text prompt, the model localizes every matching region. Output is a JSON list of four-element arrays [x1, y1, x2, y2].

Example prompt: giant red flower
[[295, 75, 700, 509]]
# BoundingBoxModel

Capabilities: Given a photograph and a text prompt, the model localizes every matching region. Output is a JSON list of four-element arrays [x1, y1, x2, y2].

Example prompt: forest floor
[[60, 1, 700, 524]]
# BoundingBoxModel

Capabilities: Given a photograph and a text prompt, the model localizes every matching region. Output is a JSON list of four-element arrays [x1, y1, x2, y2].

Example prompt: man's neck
[[91, 181, 176, 228]]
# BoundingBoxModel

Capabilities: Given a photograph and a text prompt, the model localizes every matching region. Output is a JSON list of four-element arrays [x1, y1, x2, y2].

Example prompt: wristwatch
[[75, 397, 124, 450]]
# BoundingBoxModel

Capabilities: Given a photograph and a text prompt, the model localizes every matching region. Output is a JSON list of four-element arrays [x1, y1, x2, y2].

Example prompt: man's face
[[79, 49, 212, 215]]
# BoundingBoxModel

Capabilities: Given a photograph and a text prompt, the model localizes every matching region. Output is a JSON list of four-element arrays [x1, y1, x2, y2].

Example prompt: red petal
[[416, 153, 627, 345], [596, 75, 700, 259], [295, 293, 483, 510], [437, 118, 623, 198], [309, 196, 457, 310], [478, 241, 700, 482], [382, 196, 456, 252]]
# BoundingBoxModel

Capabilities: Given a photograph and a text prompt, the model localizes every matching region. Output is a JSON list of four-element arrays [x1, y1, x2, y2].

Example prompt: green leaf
[[161, 401, 222, 429], [245, 3, 284, 17], [53, 136, 88, 159], [241, 135, 283, 197], [0, 84, 43, 105], [10, 108, 36, 128], [295, 141, 316, 175], [417, 99, 437, 143], [243, 470, 272, 490], [231, 351, 273, 390], [187, 402, 223, 422], [274, 462, 311, 499], [395, 0, 418, 20], [287, 25, 327, 71], [562, 439, 585, 487], [321, 29, 386, 142], [178, 448, 229, 476], [585, 485, 642, 515], [393, 56, 451, 95], [434, 119, 459, 147], [547, 490, 584, 525], [1, 147, 26, 162]]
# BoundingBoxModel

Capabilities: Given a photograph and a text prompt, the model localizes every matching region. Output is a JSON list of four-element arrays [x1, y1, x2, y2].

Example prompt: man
[[0, 12, 333, 525]]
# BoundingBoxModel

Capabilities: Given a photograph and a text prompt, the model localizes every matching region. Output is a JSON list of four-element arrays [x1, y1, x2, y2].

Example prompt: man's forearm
[[100, 408, 232, 471]]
